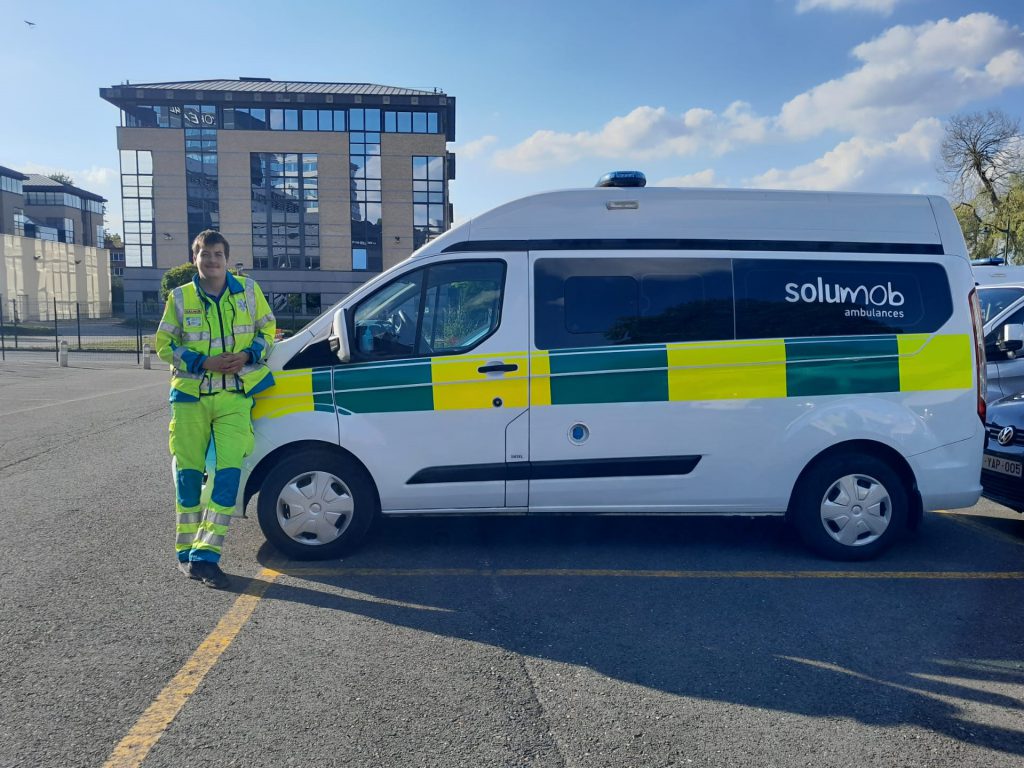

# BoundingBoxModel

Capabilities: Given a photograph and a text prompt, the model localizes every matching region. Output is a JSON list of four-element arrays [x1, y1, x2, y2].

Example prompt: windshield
[[977, 286, 1024, 324]]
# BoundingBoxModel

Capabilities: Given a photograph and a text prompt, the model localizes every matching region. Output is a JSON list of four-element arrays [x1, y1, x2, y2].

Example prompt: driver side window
[[352, 260, 505, 360]]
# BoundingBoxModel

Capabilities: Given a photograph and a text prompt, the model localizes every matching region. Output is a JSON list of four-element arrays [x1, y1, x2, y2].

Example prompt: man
[[156, 230, 276, 588]]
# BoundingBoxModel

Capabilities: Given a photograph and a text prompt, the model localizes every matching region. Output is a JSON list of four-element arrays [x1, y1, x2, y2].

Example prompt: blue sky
[[1, 0, 1021, 237]]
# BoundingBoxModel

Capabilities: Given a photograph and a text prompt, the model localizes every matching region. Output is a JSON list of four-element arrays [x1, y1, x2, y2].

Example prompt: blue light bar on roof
[[596, 171, 647, 188]]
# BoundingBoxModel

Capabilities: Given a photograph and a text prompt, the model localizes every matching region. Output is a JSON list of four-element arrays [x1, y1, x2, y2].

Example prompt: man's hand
[[202, 352, 248, 375]]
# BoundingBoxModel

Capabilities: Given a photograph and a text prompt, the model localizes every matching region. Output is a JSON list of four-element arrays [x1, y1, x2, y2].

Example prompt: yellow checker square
[[431, 354, 529, 410], [252, 370, 314, 420], [897, 333, 972, 392], [667, 339, 787, 401]]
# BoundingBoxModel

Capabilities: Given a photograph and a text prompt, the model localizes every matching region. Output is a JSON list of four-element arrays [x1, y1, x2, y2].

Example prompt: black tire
[[257, 449, 379, 560], [790, 452, 909, 561]]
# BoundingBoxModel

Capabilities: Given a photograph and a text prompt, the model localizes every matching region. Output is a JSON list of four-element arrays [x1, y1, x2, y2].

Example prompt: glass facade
[[13, 209, 26, 237], [250, 153, 320, 270], [350, 109, 382, 272], [124, 103, 441, 134], [25, 191, 103, 211], [186, 128, 219, 242], [413, 156, 446, 250], [120, 149, 155, 267], [1, 175, 23, 194]]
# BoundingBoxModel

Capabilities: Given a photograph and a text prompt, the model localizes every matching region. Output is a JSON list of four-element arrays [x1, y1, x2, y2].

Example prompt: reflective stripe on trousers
[[169, 392, 254, 564]]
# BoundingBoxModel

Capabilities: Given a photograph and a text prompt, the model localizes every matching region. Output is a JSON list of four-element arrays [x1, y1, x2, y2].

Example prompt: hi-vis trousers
[[169, 392, 254, 564]]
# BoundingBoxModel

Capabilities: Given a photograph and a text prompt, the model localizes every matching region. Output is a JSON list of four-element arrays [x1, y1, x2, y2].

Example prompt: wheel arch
[[786, 439, 924, 529], [244, 440, 377, 509]]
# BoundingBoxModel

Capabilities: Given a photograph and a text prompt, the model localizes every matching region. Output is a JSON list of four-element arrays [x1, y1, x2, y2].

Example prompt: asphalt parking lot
[[1, 359, 1022, 768]]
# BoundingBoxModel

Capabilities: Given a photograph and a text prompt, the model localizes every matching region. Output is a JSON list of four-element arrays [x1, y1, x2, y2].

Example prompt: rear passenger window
[[535, 257, 733, 350]]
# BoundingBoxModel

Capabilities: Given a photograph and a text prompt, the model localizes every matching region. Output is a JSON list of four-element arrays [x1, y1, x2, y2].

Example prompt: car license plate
[[983, 453, 1023, 477]]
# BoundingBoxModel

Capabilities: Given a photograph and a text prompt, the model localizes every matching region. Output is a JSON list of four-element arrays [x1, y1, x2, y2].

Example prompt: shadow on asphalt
[[248, 514, 1024, 757]]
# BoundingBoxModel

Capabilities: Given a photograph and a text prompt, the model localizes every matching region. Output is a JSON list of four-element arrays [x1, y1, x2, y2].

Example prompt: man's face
[[195, 243, 227, 280]]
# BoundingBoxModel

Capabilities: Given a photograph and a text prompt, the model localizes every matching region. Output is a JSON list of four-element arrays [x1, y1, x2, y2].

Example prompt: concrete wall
[[0, 235, 112, 319]]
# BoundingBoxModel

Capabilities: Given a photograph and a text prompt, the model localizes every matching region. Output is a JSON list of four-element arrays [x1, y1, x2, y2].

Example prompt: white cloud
[[455, 135, 498, 160], [746, 117, 943, 192], [492, 102, 768, 172], [491, 13, 1023, 174], [654, 170, 720, 187], [776, 13, 1024, 138], [795, 0, 902, 14]]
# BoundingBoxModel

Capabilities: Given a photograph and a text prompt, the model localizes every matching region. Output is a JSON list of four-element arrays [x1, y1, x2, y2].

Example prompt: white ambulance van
[[242, 173, 985, 561]]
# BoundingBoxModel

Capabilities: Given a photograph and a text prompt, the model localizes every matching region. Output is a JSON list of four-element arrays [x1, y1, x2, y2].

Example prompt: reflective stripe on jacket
[[156, 272, 276, 400]]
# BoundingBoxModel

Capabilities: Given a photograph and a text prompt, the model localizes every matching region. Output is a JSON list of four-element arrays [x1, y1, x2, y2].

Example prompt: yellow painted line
[[275, 567, 1024, 580], [933, 510, 1024, 548], [102, 566, 282, 768]]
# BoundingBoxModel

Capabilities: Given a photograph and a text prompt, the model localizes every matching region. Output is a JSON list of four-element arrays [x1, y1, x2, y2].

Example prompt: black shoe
[[177, 561, 198, 579], [191, 561, 230, 589]]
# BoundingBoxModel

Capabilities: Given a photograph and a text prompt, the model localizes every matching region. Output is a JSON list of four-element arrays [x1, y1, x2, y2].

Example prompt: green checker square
[[785, 336, 900, 397]]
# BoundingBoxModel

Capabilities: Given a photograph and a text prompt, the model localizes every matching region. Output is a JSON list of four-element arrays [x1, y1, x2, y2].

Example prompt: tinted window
[[733, 258, 952, 339], [535, 257, 734, 350]]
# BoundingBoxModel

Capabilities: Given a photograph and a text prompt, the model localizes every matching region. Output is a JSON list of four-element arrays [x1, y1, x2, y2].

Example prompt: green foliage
[[957, 175, 1024, 264], [47, 172, 75, 186], [160, 262, 197, 301]]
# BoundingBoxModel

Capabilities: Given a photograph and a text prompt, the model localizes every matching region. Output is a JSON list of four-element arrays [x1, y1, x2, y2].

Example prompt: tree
[[941, 110, 1024, 262], [47, 172, 75, 187], [161, 262, 197, 301], [103, 230, 123, 249]]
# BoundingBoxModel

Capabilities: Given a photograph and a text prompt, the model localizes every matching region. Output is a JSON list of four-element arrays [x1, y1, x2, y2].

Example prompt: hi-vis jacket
[[156, 273, 276, 401]]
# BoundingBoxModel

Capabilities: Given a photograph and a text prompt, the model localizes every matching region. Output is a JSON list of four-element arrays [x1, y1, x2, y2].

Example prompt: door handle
[[478, 362, 518, 374]]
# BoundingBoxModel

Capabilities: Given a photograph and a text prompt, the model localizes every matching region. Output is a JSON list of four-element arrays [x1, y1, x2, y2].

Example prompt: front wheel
[[257, 449, 378, 560], [791, 453, 909, 561]]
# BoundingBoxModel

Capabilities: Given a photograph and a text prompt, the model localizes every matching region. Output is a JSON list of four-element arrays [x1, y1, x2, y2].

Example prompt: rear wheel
[[791, 453, 909, 560], [257, 449, 378, 560]]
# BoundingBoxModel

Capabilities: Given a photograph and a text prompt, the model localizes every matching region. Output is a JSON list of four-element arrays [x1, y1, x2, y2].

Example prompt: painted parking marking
[[100, 561, 1022, 767], [0, 382, 165, 418], [101, 566, 282, 768], [275, 567, 1024, 579]]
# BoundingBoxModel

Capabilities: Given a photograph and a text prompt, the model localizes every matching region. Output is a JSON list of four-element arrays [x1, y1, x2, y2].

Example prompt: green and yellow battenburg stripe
[[254, 333, 972, 419]]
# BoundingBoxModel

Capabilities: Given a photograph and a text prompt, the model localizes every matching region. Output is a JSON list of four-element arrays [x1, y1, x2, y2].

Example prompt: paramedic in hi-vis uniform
[[156, 230, 276, 588]]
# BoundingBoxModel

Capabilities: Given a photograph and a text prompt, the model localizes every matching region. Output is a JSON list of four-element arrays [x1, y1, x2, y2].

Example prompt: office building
[[0, 165, 111, 319], [99, 78, 456, 312]]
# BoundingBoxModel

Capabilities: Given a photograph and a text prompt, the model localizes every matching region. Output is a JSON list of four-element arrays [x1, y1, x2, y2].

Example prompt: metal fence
[[0, 294, 316, 364], [0, 296, 162, 363]]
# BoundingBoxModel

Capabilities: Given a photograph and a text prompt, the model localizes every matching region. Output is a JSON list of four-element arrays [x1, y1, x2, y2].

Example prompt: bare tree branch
[[940, 110, 1023, 210]]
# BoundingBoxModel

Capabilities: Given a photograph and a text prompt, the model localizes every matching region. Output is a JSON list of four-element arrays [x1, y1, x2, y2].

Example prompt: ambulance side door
[[335, 254, 530, 512]]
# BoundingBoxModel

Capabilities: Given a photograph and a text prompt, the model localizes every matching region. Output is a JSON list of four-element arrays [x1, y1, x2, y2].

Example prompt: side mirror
[[1001, 323, 1024, 356], [329, 308, 351, 363]]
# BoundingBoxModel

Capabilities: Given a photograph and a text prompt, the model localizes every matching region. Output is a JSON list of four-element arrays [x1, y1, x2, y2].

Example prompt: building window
[[1, 175, 24, 194], [26, 191, 83, 208], [186, 128, 219, 243], [350, 109, 382, 271], [250, 153, 319, 270], [413, 156, 446, 250], [62, 218, 75, 245], [13, 209, 26, 237], [120, 149, 154, 267], [383, 111, 440, 134]]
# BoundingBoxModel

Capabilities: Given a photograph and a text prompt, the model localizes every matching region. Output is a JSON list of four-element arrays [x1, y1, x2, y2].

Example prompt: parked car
[[981, 391, 1024, 514], [973, 266, 1024, 403]]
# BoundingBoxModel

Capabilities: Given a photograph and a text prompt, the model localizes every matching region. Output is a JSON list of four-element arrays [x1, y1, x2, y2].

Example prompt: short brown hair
[[191, 229, 230, 259]]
